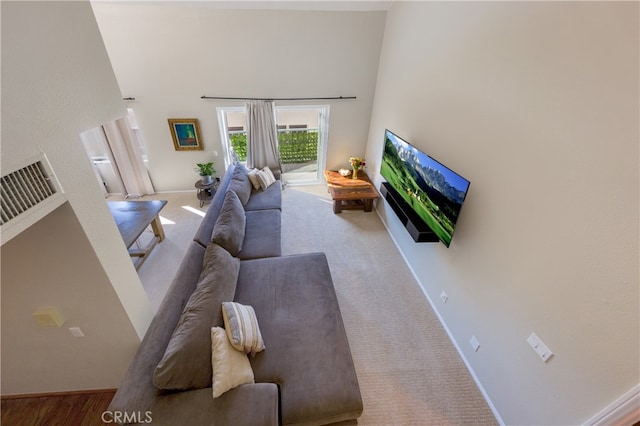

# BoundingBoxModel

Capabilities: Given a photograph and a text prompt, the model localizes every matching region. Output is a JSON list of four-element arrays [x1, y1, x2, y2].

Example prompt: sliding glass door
[[217, 105, 329, 185], [276, 106, 328, 185]]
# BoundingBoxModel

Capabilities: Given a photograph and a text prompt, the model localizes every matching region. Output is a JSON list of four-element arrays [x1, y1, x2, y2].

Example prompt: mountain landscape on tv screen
[[381, 134, 469, 246], [395, 145, 467, 206]]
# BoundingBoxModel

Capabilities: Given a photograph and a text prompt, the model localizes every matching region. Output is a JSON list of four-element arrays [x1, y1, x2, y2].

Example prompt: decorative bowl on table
[[338, 169, 351, 177]]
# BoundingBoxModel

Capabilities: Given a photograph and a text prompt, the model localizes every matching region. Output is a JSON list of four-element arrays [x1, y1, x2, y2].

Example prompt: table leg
[[150, 216, 165, 242], [364, 199, 374, 212], [333, 200, 342, 214]]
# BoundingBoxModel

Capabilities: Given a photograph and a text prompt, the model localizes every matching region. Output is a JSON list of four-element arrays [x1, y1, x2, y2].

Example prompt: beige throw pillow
[[255, 167, 276, 191], [211, 326, 254, 398], [221, 302, 265, 356], [247, 168, 261, 190]]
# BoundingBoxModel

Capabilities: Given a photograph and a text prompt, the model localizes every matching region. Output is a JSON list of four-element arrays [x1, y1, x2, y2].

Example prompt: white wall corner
[[584, 384, 640, 426]]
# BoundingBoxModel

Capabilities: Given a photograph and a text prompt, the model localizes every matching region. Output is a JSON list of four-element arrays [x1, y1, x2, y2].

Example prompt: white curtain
[[245, 100, 282, 174], [102, 116, 154, 198]]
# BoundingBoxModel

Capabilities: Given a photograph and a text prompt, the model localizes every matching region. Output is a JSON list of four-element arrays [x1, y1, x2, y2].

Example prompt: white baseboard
[[584, 384, 640, 426], [376, 208, 506, 426]]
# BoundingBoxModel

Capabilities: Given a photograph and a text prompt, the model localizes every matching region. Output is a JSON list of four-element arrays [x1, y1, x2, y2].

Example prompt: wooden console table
[[108, 200, 167, 270], [324, 170, 380, 214]]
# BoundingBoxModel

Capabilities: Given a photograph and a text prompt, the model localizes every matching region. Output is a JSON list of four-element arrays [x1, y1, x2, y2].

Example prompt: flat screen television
[[380, 129, 470, 247]]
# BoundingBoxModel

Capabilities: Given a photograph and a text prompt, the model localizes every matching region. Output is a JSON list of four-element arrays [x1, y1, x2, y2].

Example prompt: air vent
[[1, 154, 65, 245], [1, 161, 57, 225]]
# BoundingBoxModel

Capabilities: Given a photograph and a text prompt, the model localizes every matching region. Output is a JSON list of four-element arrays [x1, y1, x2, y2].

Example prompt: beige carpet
[[281, 186, 497, 425], [124, 186, 498, 425]]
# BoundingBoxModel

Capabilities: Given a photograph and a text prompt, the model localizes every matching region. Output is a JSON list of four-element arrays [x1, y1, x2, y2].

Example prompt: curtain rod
[[201, 95, 356, 101]]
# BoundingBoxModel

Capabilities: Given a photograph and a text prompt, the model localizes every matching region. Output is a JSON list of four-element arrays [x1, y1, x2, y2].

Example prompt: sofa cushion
[[244, 180, 282, 212], [153, 243, 240, 390], [222, 302, 265, 356], [235, 253, 363, 425], [211, 326, 255, 398], [147, 384, 279, 426], [238, 210, 281, 260], [228, 163, 252, 205], [211, 190, 246, 256]]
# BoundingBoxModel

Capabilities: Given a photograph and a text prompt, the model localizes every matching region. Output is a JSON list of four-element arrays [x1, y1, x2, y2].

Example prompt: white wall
[[367, 2, 639, 425], [91, 3, 387, 191], [1, 203, 140, 393], [1, 1, 153, 393]]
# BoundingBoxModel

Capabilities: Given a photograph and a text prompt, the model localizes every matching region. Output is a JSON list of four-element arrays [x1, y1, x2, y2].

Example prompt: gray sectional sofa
[[108, 163, 363, 425]]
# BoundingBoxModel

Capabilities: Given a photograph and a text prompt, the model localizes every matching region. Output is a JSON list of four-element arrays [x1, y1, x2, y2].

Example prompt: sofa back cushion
[[228, 163, 252, 205], [211, 190, 246, 256], [193, 165, 236, 247], [153, 243, 240, 390]]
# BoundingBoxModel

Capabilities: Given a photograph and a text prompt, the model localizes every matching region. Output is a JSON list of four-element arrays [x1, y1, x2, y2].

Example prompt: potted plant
[[196, 162, 215, 184]]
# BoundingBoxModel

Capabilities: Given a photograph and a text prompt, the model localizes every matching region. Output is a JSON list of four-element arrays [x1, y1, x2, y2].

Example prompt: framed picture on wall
[[168, 118, 203, 151]]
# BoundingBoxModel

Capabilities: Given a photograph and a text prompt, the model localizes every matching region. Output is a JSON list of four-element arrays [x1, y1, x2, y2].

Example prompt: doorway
[[79, 108, 152, 198], [217, 105, 329, 185]]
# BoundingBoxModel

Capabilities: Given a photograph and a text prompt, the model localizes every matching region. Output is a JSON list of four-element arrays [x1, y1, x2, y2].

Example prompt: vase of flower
[[349, 157, 366, 180]]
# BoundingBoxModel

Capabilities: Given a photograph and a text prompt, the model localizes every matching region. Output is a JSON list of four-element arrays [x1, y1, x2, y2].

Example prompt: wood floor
[[1, 390, 115, 426]]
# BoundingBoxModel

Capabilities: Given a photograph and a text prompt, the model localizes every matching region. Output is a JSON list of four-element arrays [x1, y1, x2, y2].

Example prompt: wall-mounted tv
[[380, 129, 470, 247]]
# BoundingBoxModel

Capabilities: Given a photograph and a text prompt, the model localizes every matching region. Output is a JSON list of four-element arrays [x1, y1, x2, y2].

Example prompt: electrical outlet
[[527, 332, 553, 362], [440, 291, 449, 303], [69, 327, 85, 338], [470, 335, 480, 352]]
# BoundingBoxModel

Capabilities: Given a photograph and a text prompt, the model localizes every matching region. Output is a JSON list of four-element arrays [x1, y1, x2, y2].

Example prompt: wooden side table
[[324, 170, 380, 214], [195, 180, 217, 207]]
